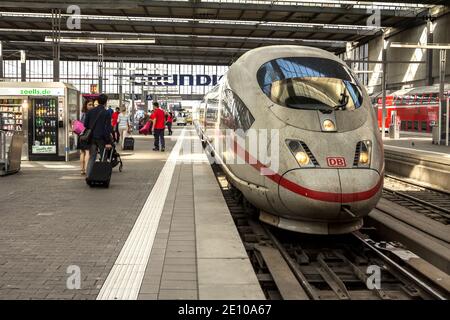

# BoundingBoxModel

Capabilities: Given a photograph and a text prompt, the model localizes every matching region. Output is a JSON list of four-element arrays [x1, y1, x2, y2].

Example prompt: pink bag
[[139, 121, 151, 135], [72, 120, 85, 135]]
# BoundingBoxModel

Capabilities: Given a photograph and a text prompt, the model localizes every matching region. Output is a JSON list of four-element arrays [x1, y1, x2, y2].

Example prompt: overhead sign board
[[130, 73, 224, 86]]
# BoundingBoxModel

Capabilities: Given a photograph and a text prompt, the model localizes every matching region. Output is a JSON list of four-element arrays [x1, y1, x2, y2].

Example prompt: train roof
[[229, 45, 341, 75]]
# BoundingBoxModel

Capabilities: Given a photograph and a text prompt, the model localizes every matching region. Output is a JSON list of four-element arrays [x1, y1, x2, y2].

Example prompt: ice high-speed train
[[195, 45, 384, 235]]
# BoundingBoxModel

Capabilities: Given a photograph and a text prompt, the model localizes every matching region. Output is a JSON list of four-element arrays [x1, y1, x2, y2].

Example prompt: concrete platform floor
[[0, 133, 176, 299], [0, 127, 263, 300], [383, 135, 450, 161]]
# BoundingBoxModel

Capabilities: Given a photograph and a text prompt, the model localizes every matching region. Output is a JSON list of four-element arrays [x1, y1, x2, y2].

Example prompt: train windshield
[[257, 57, 363, 111]]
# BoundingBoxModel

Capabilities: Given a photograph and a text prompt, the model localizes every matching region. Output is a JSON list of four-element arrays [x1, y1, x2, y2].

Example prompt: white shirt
[[118, 113, 129, 128]]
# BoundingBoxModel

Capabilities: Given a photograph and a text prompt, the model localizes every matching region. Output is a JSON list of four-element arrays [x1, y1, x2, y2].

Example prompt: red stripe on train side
[[230, 135, 381, 203]]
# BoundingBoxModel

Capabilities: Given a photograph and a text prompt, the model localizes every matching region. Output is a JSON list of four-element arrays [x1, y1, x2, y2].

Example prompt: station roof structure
[[0, 0, 447, 65]]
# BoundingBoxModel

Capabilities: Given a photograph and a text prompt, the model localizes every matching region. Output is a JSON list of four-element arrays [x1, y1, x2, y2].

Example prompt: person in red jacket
[[111, 107, 120, 143], [150, 102, 166, 151], [166, 112, 173, 136]]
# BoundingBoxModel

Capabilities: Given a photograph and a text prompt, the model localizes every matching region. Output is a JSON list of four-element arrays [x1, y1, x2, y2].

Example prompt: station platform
[[383, 133, 450, 191], [383, 133, 450, 161], [0, 127, 264, 300]]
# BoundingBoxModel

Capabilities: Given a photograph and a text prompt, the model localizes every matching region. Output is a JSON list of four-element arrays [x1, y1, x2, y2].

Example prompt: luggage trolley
[[0, 130, 24, 176]]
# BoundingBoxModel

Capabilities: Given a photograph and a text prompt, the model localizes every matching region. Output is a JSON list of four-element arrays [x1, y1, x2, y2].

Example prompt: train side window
[[421, 121, 427, 131], [233, 93, 255, 132], [222, 80, 255, 132], [206, 99, 219, 128], [407, 121, 412, 130], [413, 121, 419, 131], [401, 121, 406, 130], [220, 90, 236, 130], [223, 89, 255, 132]]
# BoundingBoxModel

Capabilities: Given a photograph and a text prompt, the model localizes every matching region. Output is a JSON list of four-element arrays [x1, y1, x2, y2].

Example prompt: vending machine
[[0, 82, 80, 161]]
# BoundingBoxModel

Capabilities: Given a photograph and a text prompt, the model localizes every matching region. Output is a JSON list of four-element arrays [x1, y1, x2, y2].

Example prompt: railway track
[[383, 174, 450, 225], [211, 164, 449, 300]]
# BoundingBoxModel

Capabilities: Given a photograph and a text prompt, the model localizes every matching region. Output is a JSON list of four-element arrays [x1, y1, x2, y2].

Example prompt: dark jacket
[[84, 105, 112, 144]]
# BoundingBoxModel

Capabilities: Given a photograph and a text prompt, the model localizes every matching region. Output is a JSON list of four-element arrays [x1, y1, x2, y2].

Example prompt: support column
[[438, 49, 447, 145], [97, 43, 104, 93], [131, 81, 135, 129], [20, 50, 26, 82], [426, 19, 434, 86], [345, 42, 353, 68], [52, 9, 61, 82], [0, 41, 3, 81], [118, 60, 123, 108], [381, 36, 388, 139]]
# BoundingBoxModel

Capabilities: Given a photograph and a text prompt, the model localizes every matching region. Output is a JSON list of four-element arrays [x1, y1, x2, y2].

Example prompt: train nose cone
[[277, 169, 382, 220], [338, 169, 382, 213], [278, 169, 342, 220]]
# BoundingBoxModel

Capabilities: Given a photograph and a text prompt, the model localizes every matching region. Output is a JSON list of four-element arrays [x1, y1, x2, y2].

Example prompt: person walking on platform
[[118, 107, 131, 150], [79, 99, 94, 175], [166, 112, 173, 136], [151, 102, 166, 152], [84, 94, 113, 178], [139, 111, 149, 131], [111, 107, 120, 143]]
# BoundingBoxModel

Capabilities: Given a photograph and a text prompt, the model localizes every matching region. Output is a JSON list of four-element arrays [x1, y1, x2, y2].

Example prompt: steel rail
[[384, 174, 450, 197], [262, 225, 319, 300], [383, 186, 450, 219], [352, 231, 447, 300]]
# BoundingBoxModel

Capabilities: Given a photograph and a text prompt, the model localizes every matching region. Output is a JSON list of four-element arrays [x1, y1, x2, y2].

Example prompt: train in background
[[195, 45, 384, 235], [374, 84, 450, 133]]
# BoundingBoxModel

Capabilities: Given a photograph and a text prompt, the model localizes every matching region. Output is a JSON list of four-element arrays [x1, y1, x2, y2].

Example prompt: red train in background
[[374, 84, 450, 133]]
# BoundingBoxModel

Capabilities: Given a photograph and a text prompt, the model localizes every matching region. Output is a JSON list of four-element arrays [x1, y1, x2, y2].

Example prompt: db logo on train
[[327, 157, 346, 167]]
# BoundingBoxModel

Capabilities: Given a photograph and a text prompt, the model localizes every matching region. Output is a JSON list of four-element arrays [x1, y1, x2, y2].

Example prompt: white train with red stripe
[[195, 45, 384, 235]]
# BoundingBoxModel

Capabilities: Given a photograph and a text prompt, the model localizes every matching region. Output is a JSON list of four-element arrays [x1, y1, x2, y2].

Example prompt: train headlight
[[287, 140, 316, 168], [359, 151, 369, 164], [323, 119, 336, 132], [355, 140, 372, 167], [295, 151, 310, 166]]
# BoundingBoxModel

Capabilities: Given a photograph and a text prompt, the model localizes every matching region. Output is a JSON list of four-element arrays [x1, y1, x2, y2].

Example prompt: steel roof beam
[[0, 0, 429, 18], [0, 15, 381, 35], [0, 28, 347, 48], [2, 48, 233, 65], [4, 40, 249, 53]]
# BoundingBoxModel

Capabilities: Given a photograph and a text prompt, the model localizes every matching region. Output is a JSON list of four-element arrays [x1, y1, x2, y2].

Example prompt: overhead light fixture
[[390, 42, 450, 50], [353, 70, 381, 74], [78, 56, 163, 61], [44, 37, 155, 44]]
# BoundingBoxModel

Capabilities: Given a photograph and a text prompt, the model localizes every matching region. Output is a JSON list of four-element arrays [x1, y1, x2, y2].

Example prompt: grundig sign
[[130, 74, 224, 86]]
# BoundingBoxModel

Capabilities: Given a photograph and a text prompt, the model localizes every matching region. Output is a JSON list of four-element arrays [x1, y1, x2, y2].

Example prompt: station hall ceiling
[[0, 0, 447, 65]]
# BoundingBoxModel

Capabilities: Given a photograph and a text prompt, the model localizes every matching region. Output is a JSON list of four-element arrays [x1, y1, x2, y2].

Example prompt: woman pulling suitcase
[[82, 94, 114, 187]]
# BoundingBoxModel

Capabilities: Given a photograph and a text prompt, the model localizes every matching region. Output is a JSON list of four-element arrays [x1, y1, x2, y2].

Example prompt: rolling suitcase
[[123, 137, 135, 150], [86, 149, 113, 188]]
